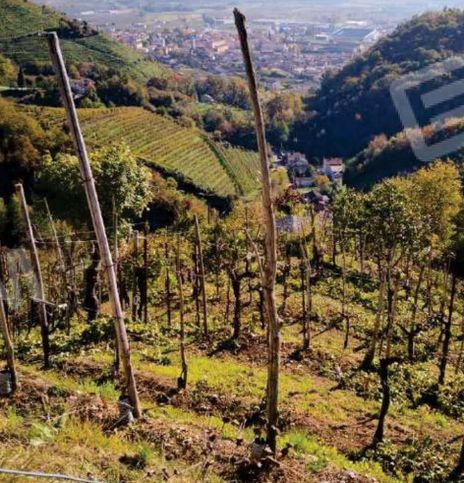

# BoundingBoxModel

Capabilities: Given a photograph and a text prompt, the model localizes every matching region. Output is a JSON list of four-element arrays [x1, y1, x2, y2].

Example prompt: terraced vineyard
[[0, 0, 166, 82], [219, 145, 262, 197], [24, 105, 262, 198]]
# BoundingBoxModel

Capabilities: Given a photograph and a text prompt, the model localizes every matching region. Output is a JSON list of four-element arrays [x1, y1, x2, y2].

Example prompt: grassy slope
[[2, 248, 463, 482], [0, 0, 166, 82]]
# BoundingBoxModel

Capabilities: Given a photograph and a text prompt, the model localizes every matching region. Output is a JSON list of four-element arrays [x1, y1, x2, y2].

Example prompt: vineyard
[[3, 163, 464, 482], [0, 0, 166, 82], [25, 105, 262, 199]]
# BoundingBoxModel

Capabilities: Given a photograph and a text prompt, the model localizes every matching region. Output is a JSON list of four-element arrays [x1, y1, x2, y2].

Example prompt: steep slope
[[24, 105, 261, 198], [0, 0, 166, 82], [345, 117, 464, 189], [292, 9, 464, 160]]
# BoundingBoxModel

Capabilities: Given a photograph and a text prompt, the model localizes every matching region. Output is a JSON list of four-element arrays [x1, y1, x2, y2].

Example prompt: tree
[[332, 188, 362, 348], [17, 68, 25, 88], [364, 180, 418, 446], [37, 143, 151, 228], [212, 204, 256, 340], [0, 55, 16, 86], [0, 99, 48, 198]]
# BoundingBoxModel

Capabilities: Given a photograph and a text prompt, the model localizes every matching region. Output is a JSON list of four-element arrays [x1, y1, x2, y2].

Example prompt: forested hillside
[[292, 9, 464, 162], [344, 118, 464, 189]]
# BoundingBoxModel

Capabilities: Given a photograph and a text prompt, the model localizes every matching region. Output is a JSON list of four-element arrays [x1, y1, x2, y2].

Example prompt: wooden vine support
[[45, 32, 141, 417], [234, 9, 280, 453], [194, 215, 208, 337]]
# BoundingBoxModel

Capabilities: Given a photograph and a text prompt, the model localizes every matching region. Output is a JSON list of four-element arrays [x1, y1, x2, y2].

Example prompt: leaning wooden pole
[[0, 293, 17, 393], [234, 9, 280, 453], [16, 183, 50, 368], [45, 32, 141, 417]]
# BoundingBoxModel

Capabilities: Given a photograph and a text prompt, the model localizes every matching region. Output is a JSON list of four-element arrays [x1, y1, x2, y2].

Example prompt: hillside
[[344, 117, 464, 189], [2, 165, 464, 481], [25, 105, 261, 199], [291, 8, 464, 160], [0, 0, 166, 83]]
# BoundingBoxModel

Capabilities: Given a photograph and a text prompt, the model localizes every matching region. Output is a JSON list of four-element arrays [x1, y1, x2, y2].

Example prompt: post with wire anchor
[[45, 31, 141, 417]]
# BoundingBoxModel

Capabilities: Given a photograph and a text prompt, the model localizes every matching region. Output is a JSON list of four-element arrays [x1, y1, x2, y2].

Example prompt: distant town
[[89, 14, 393, 92]]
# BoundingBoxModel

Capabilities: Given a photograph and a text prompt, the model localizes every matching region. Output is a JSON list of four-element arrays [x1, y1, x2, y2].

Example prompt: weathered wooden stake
[[194, 215, 208, 337], [176, 235, 188, 389], [16, 183, 50, 368], [46, 32, 141, 417], [234, 9, 280, 453], [142, 224, 149, 324], [299, 240, 312, 351], [132, 230, 139, 320], [0, 294, 17, 393], [165, 239, 172, 327]]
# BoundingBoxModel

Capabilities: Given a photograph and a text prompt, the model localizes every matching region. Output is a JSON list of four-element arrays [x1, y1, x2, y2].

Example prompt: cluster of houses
[[274, 151, 344, 233], [278, 151, 344, 186]]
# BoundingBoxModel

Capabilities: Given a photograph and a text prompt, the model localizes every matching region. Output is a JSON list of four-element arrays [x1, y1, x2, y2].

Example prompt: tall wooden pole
[[0, 294, 17, 392], [234, 9, 280, 453], [46, 32, 141, 417], [16, 183, 50, 368], [194, 215, 208, 337]]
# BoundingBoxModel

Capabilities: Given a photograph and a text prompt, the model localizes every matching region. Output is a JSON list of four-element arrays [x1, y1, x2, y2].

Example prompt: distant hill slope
[[292, 9, 464, 160], [24, 105, 261, 199], [0, 0, 166, 82], [344, 117, 464, 189]]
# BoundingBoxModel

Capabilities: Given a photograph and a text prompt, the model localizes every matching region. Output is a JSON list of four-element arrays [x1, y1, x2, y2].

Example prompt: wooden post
[[46, 32, 141, 417], [132, 230, 139, 321], [192, 243, 201, 330], [299, 240, 312, 351], [165, 239, 172, 327], [176, 235, 188, 389], [194, 215, 208, 337], [234, 9, 280, 453], [143, 224, 149, 324], [15, 184, 50, 368], [0, 294, 17, 392]]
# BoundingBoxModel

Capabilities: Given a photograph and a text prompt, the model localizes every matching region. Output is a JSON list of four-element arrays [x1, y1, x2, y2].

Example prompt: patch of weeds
[[280, 431, 396, 482], [120, 443, 154, 469], [306, 453, 330, 473], [0, 408, 24, 433], [47, 384, 72, 398], [28, 422, 59, 447], [364, 437, 449, 482]]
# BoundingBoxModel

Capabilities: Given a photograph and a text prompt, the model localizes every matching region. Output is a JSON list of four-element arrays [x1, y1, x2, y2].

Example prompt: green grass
[[280, 430, 400, 482]]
